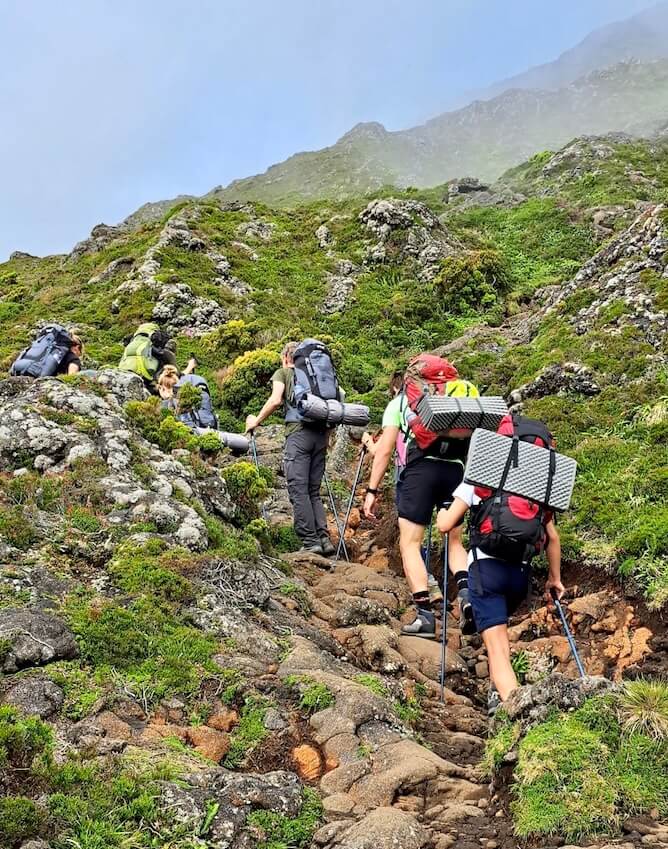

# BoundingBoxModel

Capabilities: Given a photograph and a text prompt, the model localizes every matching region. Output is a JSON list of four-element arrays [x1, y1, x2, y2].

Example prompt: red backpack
[[403, 353, 459, 449], [469, 414, 555, 565]]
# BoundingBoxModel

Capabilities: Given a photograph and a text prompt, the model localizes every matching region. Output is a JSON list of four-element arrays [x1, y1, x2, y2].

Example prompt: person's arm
[[183, 357, 197, 375], [245, 380, 285, 432], [362, 425, 399, 519], [67, 362, 81, 375], [436, 498, 469, 534], [544, 519, 565, 601]]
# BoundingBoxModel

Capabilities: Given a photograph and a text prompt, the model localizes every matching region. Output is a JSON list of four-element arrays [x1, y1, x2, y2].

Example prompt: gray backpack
[[11, 325, 73, 378], [286, 339, 340, 425], [176, 374, 218, 429]]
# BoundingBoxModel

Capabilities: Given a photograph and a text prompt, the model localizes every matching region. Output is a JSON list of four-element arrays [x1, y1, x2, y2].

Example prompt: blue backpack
[[11, 325, 73, 378], [176, 374, 218, 429], [286, 339, 340, 424]]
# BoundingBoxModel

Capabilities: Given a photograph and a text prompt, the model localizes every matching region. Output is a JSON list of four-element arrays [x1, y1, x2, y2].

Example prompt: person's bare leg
[[448, 525, 468, 575], [482, 624, 518, 701], [398, 518, 428, 593]]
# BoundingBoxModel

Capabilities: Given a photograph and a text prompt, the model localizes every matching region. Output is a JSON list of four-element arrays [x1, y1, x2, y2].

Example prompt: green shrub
[[221, 461, 271, 523], [218, 348, 280, 420], [0, 797, 46, 848], [108, 539, 194, 602], [511, 650, 530, 685], [286, 676, 334, 714], [176, 379, 202, 414], [246, 787, 323, 848], [224, 696, 269, 769], [202, 319, 256, 360], [0, 704, 53, 771], [68, 506, 103, 534], [270, 524, 301, 553], [435, 249, 510, 315], [125, 397, 198, 453], [619, 679, 668, 740], [64, 594, 217, 704], [354, 673, 389, 697], [510, 694, 668, 840], [0, 507, 37, 550]]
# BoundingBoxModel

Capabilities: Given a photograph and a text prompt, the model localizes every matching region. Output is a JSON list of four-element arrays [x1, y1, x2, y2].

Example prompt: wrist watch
[[366, 487, 379, 495]]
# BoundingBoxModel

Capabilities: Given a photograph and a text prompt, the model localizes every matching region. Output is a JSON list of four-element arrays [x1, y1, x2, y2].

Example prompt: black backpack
[[11, 325, 73, 378], [469, 415, 555, 565], [286, 339, 340, 424]]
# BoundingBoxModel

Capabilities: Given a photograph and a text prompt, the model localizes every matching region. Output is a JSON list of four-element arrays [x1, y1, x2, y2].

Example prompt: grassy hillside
[[1, 135, 667, 608]]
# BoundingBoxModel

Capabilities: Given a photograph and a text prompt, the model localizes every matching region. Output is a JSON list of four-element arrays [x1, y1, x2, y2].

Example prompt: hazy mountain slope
[[478, 0, 668, 98], [210, 60, 668, 206]]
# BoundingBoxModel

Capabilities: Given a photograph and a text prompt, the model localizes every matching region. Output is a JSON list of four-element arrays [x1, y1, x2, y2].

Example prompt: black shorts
[[396, 458, 464, 526]]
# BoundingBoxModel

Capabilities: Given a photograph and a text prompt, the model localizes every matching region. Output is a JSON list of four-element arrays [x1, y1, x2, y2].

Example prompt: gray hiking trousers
[[284, 427, 328, 547]]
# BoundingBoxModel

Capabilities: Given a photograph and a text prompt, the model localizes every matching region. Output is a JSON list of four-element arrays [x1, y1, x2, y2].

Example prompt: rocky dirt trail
[[270, 445, 667, 849], [0, 371, 666, 849]]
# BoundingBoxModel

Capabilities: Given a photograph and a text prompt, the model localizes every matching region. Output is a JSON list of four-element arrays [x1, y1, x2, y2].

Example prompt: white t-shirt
[[452, 482, 493, 565]]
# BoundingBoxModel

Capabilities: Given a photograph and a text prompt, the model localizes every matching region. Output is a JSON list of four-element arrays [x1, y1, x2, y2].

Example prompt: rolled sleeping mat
[[297, 393, 370, 427], [464, 427, 577, 512], [192, 428, 249, 454], [335, 401, 370, 428], [417, 394, 508, 436], [219, 432, 250, 454]]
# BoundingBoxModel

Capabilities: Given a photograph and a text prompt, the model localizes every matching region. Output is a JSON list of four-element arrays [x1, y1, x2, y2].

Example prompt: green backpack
[[118, 323, 161, 380]]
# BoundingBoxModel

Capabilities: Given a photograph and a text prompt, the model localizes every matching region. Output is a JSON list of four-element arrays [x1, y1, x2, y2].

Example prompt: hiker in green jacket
[[118, 323, 178, 388]]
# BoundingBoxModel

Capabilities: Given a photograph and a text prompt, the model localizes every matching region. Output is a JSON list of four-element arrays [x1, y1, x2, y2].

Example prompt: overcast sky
[[0, 0, 659, 259]]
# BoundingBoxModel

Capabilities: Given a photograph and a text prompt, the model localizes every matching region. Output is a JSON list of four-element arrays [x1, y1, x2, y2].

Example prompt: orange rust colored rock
[[96, 711, 133, 740], [325, 754, 340, 772], [139, 722, 188, 744], [186, 726, 230, 762], [348, 508, 361, 530], [208, 707, 239, 733], [292, 744, 323, 781], [365, 549, 389, 572]]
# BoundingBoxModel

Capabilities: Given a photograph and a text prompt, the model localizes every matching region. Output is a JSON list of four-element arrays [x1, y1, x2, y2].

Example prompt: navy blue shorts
[[468, 557, 530, 633]]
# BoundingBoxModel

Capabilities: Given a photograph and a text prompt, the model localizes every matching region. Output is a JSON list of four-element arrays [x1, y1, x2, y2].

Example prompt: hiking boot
[[487, 686, 501, 719], [458, 588, 477, 636], [400, 609, 436, 640], [298, 543, 325, 556], [319, 536, 336, 557], [427, 574, 443, 604]]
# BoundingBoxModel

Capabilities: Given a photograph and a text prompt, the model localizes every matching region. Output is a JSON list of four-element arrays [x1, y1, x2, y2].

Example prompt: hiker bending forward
[[437, 487, 564, 703], [245, 342, 336, 557]]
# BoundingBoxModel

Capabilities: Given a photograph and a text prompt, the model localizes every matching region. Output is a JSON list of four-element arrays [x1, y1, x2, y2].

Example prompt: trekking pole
[[323, 472, 350, 562], [423, 517, 432, 572], [551, 589, 586, 679], [334, 446, 367, 562], [440, 525, 449, 703], [249, 431, 269, 522]]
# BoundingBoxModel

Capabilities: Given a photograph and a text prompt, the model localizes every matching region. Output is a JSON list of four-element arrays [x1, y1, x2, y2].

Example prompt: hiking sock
[[412, 590, 432, 611], [454, 571, 469, 593]]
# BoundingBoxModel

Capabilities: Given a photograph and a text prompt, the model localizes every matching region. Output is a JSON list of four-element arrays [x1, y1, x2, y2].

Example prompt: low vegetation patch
[[487, 688, 668, 840]]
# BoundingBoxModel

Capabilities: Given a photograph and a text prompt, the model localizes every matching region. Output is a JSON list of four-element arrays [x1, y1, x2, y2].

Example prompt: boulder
[[0, 608, 78, 672], [2, 676, 64, 718], [320, 807, 430, 849]]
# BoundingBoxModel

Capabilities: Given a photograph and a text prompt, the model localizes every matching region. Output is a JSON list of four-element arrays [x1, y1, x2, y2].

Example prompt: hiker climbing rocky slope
[[0, 130, 667, 847]]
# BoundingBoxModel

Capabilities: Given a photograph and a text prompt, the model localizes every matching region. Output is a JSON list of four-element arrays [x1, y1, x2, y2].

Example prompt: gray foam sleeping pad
[[416, 395, 508, 433], [298, 394, 370, 427], [464, 428, 577, 512]]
